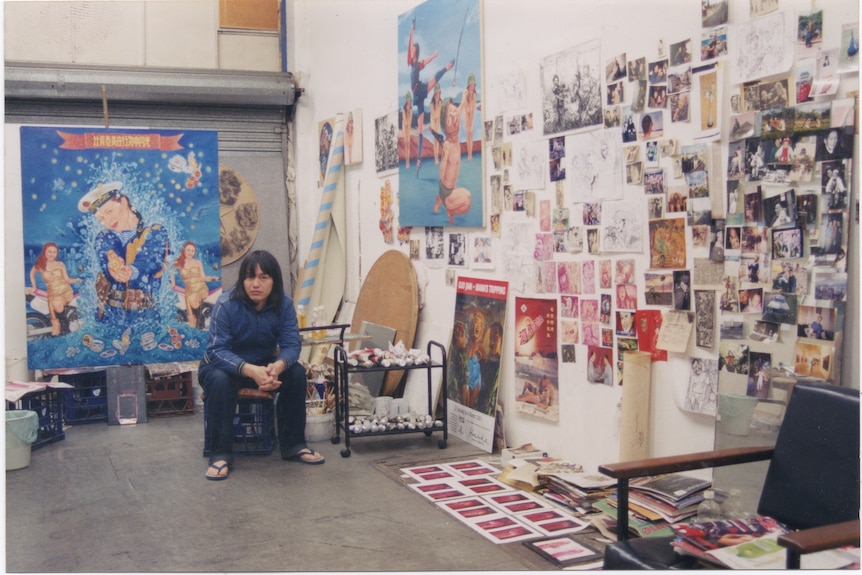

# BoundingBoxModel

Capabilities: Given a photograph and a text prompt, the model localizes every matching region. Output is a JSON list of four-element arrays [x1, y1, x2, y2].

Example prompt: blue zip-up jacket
[[201, 288, 301, 376]]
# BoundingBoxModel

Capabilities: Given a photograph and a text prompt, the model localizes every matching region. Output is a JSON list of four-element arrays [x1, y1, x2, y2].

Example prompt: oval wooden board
[[350, 250, 419, 396]]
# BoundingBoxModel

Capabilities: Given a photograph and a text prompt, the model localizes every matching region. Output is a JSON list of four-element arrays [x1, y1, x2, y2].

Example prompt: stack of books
[[608, 473, 711, 524], [536, 470, 617, 516]]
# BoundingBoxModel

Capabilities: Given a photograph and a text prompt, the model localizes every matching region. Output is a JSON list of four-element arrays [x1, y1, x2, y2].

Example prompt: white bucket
[[6, 410, 37, 471], [305, 412, 334, 442]]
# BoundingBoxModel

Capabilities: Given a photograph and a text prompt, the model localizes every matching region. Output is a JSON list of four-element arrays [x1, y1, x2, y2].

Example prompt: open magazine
[[671, 517, 856, 569], [671, 516, 787, 551], [706, 533, 856, 570]]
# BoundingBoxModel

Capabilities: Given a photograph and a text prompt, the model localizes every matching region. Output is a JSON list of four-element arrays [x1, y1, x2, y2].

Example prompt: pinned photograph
[[747, 351, 771, 399], [749, 320, 780, 343], [797, 305, 836, 341], [762, 292, 798, 325], [793, 341, 833, 379]]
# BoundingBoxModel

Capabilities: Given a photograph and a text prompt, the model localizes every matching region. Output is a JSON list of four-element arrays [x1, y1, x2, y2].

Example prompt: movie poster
[[513, 297, 559, 421], [397, 0, 484, 227], [447, 276, 508, 452], [21, 127, 221, 369]]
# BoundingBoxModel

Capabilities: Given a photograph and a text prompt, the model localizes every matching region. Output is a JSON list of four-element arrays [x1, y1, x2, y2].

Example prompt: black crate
[[203, 392, 275, 456], [60, 370, 108, 424], [7, 388, 65, 449], [146, 371, 194, 416]]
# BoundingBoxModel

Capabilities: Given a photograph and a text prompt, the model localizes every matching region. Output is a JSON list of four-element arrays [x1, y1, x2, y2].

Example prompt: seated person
[[198, 250, 324, 481]]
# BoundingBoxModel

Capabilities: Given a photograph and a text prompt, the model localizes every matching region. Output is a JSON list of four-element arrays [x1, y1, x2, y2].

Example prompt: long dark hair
[[232, 250, 284, 309]]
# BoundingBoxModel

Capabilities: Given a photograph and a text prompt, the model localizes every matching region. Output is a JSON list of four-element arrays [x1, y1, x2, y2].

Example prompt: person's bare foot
[[205, 460, 230, 481]]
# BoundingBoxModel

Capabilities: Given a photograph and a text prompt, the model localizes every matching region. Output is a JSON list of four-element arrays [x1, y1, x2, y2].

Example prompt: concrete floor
[[6, 410, 550, 572]]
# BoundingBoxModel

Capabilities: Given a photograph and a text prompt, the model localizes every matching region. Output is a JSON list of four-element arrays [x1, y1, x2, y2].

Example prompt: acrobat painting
[[20, 127, 221, 369], [397, 0, 484, 227]]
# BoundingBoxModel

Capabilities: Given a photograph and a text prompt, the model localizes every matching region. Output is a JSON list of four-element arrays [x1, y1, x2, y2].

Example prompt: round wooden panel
[[219, 164, 260, 266], [350, 250, 419, 396]]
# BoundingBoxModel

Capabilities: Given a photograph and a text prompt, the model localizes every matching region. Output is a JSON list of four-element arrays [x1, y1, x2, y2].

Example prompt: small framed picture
[[523, 535, 601, 566]]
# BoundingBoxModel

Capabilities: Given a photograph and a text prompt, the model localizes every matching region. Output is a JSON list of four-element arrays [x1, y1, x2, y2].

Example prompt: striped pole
[[296, 115, 346, 317]]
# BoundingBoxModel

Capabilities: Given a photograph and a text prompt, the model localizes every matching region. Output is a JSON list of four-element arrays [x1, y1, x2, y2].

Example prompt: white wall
[[290, 0, 859, 471]]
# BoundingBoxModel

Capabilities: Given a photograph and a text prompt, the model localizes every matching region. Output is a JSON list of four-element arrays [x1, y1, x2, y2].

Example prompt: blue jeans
[[199, 361, 309, 465]]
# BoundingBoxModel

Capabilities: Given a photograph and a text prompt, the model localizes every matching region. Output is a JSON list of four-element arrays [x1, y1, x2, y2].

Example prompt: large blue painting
[[20, 127, 221, 369], [398, 0, 483, 227]]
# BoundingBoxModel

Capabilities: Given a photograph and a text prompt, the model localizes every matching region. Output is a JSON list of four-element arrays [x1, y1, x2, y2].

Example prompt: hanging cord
[[102, 85, 109, 128]]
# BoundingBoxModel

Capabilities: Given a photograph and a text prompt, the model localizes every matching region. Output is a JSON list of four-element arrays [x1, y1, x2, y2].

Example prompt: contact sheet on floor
[[402, 459, 591, 545]]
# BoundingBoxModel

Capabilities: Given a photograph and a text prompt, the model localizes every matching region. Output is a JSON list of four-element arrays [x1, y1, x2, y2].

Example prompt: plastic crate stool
[[203, 388, 276, 456], [8, 388, 65, 449], [61, 370, 108, 424]]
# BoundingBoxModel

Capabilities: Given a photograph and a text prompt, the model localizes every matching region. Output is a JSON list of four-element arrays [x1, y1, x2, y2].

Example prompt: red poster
[[513, 297, 559, 421]]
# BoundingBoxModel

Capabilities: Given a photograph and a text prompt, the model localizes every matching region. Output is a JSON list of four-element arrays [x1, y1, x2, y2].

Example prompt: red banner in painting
[[57, 131, 183, 151]]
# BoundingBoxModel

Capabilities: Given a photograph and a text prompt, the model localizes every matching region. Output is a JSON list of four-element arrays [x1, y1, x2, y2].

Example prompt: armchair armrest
[[598, 446, 774, 541], [778, 519, 860, 569]]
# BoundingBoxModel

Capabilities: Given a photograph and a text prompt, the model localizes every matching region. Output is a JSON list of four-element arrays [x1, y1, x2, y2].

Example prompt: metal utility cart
[[331, 340, 447, 457]]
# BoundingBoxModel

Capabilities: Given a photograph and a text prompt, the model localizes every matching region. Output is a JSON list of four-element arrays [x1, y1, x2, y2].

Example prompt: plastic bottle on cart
[[312, 306, 325, 339], [696, 489, 722, 522], [721, 488, 752, 520], [296, 305, 307, 330]]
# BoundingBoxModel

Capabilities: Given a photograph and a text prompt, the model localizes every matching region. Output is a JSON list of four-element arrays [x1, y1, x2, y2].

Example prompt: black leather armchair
[[598, 382, 860, 569]]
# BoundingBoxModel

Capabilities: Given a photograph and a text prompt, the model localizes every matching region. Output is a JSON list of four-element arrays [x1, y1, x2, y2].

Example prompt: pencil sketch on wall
[[566, 128, 622, 203], [731, 11, 793, 84], [540, 39, 603, 136], [492, 69, 527, 112], [600, 200, 643, 253]]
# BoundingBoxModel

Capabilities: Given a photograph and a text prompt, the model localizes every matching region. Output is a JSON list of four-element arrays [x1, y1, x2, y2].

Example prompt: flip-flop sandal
[[285, 448, 325, 465], [205, 460, 230, 480]]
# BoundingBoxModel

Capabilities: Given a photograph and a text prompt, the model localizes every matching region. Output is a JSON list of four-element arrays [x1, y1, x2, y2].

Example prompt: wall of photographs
[[291, 0, 857, 468]]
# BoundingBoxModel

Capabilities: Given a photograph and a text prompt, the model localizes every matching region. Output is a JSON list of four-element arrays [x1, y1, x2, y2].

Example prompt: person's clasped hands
[[244, 360, 286, 392]]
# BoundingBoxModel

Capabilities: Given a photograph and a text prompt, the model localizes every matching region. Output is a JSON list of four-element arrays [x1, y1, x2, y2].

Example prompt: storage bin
[[60, 370, 108, 424], [146, 371, 194, 416]]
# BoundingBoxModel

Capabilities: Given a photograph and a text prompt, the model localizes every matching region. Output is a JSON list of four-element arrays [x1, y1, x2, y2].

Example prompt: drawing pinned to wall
[[397, 0, 483, 227], [375, 109, 399, 175], [344, 108, 363, 166], [491, 68, 527, 112], [600, 201, 643, 253], [732, 11, 793, 84], [540, 38, 603, 136], [566, 129, 622, 203], [685, 357, 718, 415], [21, 127, 220, 369], [514, 140, 545, 190]]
